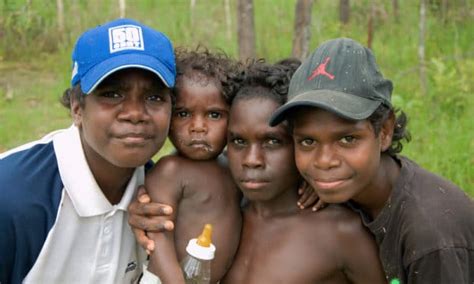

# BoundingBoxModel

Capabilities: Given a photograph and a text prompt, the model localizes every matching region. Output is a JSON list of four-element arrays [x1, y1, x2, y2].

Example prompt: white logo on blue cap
[[71, 61, 78, 80], [109, 25, 144, 53]]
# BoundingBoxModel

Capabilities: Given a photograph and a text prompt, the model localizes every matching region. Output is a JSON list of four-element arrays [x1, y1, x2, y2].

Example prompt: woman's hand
[[128, 186, 175, 254]]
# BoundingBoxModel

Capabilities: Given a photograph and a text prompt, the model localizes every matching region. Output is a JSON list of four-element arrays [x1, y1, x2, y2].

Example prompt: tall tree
[[119, 0, 126, 18], [392, 0, 399, 22], [441, 0, 448, 23], [339, 0, 350, 25], [292, 0, 314, 60], [190, 0, 196, 28], [56, 0, 64, 34], [224, 0, 232, 40], [418, 0, 427, 96], [367, 0, 375, 49], [237, 0, 256, 60]]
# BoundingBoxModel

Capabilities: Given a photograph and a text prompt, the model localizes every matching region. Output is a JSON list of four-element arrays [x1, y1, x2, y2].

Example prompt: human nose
[[243, 144, 264, 168], [190, 115, 207, 133], [119, 97, 148, 124], [312, 144, 340, 170]]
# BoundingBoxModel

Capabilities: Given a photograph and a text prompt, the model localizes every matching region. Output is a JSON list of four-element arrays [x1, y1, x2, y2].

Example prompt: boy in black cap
[[269, 37, 474, 283], [0, 18, 176, 283]]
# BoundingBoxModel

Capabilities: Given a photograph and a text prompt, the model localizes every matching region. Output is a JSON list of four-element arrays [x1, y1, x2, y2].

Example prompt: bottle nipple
[[196, 224, 213, 247]]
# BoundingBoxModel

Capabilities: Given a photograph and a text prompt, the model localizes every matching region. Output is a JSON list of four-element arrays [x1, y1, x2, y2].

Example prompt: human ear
[[380, 111, 395, 152], [70, 94, 83, 128]]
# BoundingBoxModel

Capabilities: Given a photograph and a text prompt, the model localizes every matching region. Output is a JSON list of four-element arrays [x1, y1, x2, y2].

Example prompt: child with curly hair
[[221, 59, 386, 283], [144, 48, 242, 283]]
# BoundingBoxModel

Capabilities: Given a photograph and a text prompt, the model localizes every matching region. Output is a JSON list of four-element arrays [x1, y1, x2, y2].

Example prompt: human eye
[[99, 91, 122, 99], [339, 135, 356, 145], [176, 111, 189, 118], [146, 94, 164, 102], [266, 138, 281, 146], [208, 111, 222, 120], [230, 137, 246, 147], [146, 88, 170, 105], [300, 138, 316, 147]]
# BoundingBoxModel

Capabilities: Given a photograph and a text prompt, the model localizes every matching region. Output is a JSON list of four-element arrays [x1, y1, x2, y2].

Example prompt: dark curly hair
[[174, 46, 240, 105], [368, 104, 411, 155], [230, 58, 301, 105], [60, 84, 85, 109]]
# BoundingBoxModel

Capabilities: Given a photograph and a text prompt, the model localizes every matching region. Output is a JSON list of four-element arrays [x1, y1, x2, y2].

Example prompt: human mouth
[[240, 179, 269, 190], [188, 140, 211, 151], [116, 133, 152, 145], [312, 179, 347, 190]]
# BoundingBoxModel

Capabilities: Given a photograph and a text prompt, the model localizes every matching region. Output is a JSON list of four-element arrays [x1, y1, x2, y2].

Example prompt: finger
[[137, 185, 151, 203], [131, 202, 173, 216], [297, 189, 311, 209], [312, 199, 327, 211], [133, 227, 151, 250], [147, 240, 155, 252], [130, 214, 174, 232], [302, 193, 318, 208]]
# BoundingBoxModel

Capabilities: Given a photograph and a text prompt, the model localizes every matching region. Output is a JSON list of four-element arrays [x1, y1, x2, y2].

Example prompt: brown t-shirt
[[350, 156, 474, 283]]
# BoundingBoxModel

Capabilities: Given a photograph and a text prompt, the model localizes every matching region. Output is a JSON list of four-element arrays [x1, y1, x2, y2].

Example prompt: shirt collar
[[53, 125, 144, 217]]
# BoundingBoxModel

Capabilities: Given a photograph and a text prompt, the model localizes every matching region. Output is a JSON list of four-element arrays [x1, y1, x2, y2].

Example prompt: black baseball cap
[[269, 38, 392, 126]]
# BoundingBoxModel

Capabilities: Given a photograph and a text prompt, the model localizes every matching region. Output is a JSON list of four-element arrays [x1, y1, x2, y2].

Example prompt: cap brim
[[80, 53, 175, 94], [269, 90, 381, 126]]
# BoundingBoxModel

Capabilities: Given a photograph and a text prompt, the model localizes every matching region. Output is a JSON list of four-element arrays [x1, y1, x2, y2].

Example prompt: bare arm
[[145, 157, 185, 284], [337, 215, 387, 284], [128, 186, 174, 253]]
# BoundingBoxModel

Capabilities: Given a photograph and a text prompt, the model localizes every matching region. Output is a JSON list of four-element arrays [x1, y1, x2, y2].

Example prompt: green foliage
[[0, 0, 472, 194], [429, 57, 471, 117]]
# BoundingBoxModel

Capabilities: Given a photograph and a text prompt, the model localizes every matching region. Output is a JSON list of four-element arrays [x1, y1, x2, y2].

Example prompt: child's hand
[[297, 181, 326, 211], [128, 186, 174, 254]]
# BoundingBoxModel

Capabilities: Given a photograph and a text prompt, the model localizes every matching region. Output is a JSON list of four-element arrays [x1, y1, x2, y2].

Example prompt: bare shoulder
[[304, 204, 360, 226], [297, 204, 368, 241], [147, 154, 197, 179], [321, 204, 366, 233]]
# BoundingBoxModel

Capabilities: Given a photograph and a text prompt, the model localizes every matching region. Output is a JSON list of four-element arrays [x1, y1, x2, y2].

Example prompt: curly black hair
[[174, 46, 241, 105], [368, 104, 411, 155], [60, 84, 85, 109], [230, 58, 301, 105]]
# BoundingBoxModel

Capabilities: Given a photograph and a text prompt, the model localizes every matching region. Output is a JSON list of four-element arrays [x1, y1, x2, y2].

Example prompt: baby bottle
[[180, 224, 216, 284]]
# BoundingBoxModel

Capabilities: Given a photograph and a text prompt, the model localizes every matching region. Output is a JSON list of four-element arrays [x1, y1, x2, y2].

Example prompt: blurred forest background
[[0, 0, 472, 195]]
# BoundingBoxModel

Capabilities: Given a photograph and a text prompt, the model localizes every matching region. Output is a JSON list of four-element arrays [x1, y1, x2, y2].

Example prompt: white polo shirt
[[0, 126, 146, 283]]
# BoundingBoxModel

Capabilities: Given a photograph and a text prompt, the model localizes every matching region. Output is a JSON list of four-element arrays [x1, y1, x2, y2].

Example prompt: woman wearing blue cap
[[0, 18, 176, 283]]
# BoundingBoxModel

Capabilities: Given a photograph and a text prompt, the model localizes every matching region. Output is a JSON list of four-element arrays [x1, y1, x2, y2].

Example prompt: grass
[[0, 0, 472, 195]]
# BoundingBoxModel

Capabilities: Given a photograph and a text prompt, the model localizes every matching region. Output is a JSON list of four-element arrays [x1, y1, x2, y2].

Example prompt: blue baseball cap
[[71, 18, 176, 94]]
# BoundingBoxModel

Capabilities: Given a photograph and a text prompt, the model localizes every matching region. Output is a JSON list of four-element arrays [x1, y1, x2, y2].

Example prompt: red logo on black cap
[[307, 57, 335, 81]]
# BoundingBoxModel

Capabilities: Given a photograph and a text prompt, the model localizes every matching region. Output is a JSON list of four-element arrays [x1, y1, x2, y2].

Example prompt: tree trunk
[[441, 0, 448, 23], [71, 0, 81, 34], [56, 0, 64, 34], [392, 0, 399, 22], [339, 0, 350, 25], [292, 0, 313, 60], [367, 1, 374, 49], [119, 0, 126, 18], [418, 0, 428, 96], [224, 0, 232, 40], [237, 0, 256, 60], [190, 0, 196, 28]]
